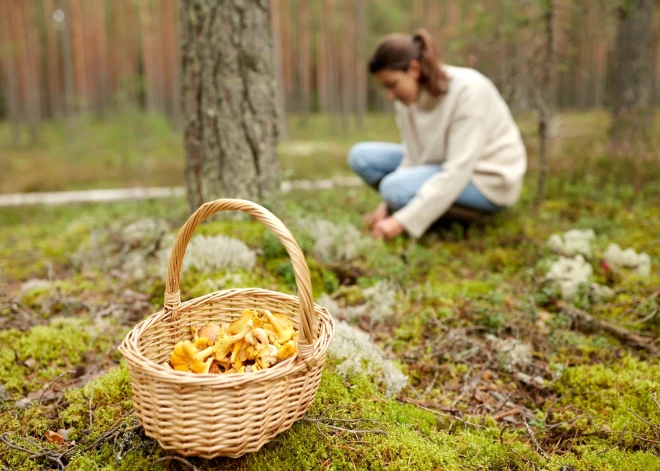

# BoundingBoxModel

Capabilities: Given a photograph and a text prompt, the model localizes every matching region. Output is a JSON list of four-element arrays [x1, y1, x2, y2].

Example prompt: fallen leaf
[[45, 430, 65, 446], [23, 358, 38, 369]]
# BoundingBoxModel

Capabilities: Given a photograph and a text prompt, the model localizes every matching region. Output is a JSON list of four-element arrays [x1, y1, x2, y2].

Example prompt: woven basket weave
[[119, 199, 334, 459]]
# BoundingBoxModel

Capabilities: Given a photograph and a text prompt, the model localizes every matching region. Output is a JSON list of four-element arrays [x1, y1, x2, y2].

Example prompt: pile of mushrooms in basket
[[167, 308, 298, 374]]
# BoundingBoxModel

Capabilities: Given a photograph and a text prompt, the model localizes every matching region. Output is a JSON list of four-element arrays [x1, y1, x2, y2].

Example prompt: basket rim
[[119, 287, 335, 387]]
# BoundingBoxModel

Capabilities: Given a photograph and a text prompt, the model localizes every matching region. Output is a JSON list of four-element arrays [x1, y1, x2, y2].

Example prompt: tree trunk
[[181, 0, 280, 211], [340, 0, 353, 133], [58, 0, 75, 118], [19, 0, 41, 142], [355, 0, 367, 128], [536, 1, 556, 208], [610, 0, 654, 150], [270, 0, 288, 139], [298, 0, 311, 120], [0, 0, 22, 144], [44, 0, 64, 118]]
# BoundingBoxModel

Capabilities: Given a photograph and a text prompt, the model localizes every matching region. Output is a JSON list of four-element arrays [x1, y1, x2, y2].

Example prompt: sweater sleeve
[[394, 105, 412, 170], [392, 111, 487, 238]]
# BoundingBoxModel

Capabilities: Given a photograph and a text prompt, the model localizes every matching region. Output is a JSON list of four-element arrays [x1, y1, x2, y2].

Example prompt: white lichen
[[20, 279, 53, 296], [172, 234, 256, 274], [329, 320, 408, 397], [603, 243, 651, 277], [544, 255, 593, 301], [294, 217, 371, 263], [485, 335, 533, 372], [546, 229, 595, 258], [120, 218, 169, 247], [316, 281, 397, 325]]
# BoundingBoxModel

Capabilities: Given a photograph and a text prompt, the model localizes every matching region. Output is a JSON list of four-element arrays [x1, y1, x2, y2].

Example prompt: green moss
[[0, 317, 118, 394], [552, 356, 660, 449]]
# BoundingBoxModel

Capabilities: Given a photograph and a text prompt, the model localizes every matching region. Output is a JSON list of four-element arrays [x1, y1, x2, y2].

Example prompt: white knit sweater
[[392, 65, 527, 237]]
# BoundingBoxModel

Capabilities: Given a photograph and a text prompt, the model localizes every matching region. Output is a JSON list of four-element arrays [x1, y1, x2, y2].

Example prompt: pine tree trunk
[[19, 0, 41, 142], [355, 0, 367, 128], [298, 0, 311, 120], [270, 0, 288, 139], [44, 0, 63, 118], [181, 0, 280, 211], [0, 0, 22, 144], [58, 0, 75, 117], [536, 1, 556, 208], [610, 0, 654, 150], [340, 0, 353, 133]]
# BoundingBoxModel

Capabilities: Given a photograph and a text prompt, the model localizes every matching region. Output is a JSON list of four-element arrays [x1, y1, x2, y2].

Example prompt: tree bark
[[610, 0, 654, 150], [181, 0, 280, 211], [44, 0, 63, 118], [58, 0, 75, 118], [535, 0, 556, 208], [0, 0, 22, 144], [355, 0, 367, 128], [298, 0, 311, 120], [19, 0, 41, 142], [270, 0, 288, 139]]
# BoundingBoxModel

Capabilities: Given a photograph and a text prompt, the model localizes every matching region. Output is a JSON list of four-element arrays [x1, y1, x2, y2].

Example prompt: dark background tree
[[180, 0, 281, 211], [609, 0, 654, 151]]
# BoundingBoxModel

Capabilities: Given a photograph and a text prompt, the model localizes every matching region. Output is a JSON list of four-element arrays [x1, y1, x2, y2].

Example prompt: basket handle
[[164, 198, 317, 345]]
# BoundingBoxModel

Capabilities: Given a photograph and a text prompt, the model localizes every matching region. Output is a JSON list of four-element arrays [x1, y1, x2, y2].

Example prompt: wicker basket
[[119, 199, 334, 459]]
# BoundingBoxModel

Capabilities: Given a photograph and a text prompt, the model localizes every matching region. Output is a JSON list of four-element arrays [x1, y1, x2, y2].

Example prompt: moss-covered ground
[[1, 113, 659, 470]]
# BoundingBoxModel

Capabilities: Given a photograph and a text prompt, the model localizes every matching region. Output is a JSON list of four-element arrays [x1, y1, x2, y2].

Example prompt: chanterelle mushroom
[[170, 340, 215, 373], [262, 310, 295, 343], [275, 339, 297, 361], [245, 328, 270, 350], [256, 344, 278, 369], [212, 320, 253, 361], [227, 309, 264, 335]]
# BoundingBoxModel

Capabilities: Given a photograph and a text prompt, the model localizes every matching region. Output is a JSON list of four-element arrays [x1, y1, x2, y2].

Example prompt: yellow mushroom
[[226, 309, 264, 335], [212, 320, 253, 361], [245, 328, 270, 350], [256, 344, 278, 369], [261, 310, 295, 343], [169, 340, 215, 374], [275, 339, 297, 361], [190, 325, 214, 350], [230, 339, 245, 367], [245, 344, 259, 361]]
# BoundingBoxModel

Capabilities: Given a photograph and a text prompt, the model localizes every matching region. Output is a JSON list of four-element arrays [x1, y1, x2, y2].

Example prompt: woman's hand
[[363, 202, 389, 229], [371, 216, 405, 240]]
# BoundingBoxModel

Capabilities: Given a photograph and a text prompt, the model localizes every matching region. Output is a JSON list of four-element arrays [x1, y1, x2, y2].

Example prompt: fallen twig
[[39, 369, 76, 401], [89, 386, 95, 429], [152, 455, 199, 470], [302, 417, 387, 435], [493, 406, 524, 421], [523, 418, 549, 460], [558, 302, 659, 356], [0, 434, 65, 470], [626, 407, 660, 432]]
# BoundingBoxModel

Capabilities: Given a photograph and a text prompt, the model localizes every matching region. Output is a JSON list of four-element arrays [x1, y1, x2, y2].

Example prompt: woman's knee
[[378, 173, 412, 209], [347, 142, 370, 171]]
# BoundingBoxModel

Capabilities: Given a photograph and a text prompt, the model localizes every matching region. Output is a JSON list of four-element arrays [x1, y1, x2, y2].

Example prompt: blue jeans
[[347, 142, 503, 212]]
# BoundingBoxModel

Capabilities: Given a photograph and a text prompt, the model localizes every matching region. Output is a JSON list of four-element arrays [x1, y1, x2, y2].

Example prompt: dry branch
[[558, 302, 659, 356]]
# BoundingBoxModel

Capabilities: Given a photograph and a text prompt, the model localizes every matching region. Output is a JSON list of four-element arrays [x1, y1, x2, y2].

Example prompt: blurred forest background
[[1, 0, 659, 193]]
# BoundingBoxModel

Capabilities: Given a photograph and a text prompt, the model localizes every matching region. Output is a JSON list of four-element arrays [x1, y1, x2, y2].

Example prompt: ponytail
[[412, 29, 447, 96], [368, 28, 448, 97]]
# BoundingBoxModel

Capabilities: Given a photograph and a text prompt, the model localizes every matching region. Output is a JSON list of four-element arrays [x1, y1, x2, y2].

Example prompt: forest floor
[[0, 112, 659, 470]]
